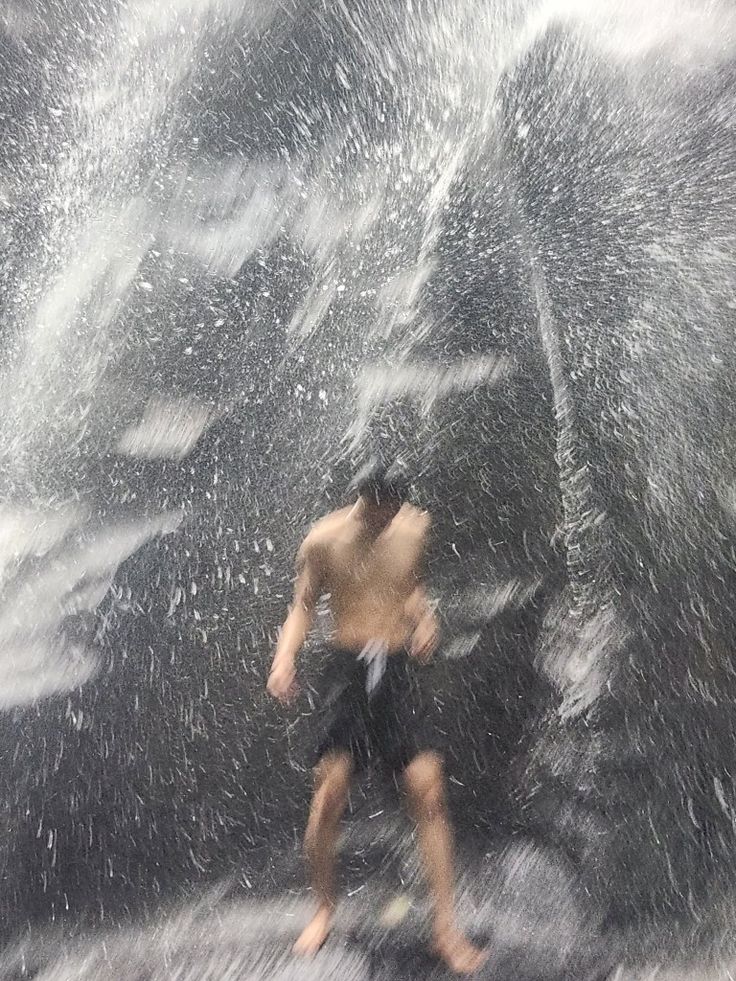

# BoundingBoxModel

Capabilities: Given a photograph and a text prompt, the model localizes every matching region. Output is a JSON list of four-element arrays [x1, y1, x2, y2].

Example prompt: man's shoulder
[[303, 506, 354, 548], [403, 502, 430, 525], [397, 503, 430, 537]]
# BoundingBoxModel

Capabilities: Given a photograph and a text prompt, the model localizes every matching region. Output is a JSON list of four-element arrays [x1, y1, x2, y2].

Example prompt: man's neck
[[353, 498, 392, 538]]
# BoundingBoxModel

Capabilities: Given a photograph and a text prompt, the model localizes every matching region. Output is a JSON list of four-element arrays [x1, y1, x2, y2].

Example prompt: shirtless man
[[267, 463, 487, 974]]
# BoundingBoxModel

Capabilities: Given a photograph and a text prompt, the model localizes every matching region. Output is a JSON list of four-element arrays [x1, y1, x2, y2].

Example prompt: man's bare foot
[[431, 928, 489, 975], [294, 905, 333, 956]]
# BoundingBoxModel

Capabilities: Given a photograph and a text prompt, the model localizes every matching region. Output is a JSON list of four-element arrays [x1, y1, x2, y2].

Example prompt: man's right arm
[[267, 536, 322, 704]]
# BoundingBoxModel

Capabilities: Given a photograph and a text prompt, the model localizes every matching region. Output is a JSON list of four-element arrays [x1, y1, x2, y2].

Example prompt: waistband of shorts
[[321, 642, 409, 659]]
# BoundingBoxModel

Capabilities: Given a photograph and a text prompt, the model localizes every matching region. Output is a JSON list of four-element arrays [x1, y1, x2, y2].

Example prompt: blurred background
[[1, 1, 736, 977]]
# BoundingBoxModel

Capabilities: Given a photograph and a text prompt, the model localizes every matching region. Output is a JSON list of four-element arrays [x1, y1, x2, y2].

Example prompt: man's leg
[[402, 750, 487, 974], [294, 750, 353, 955]]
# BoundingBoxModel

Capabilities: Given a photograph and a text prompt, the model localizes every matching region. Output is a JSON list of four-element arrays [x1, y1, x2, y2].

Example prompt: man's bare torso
[[301, 502, 428, 654]]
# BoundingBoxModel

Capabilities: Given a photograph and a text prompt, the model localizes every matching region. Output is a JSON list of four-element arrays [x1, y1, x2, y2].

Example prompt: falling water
[[2, 0, 736, 978]]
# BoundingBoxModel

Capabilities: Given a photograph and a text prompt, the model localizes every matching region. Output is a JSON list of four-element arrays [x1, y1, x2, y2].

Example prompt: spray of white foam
[[443, 577, 543, 659], [0, 2, 39, 41], [359, 354, 512, 413], [377, 142, 470, 350], [0, 504, 82, 587], [348, 353, 512, 453], [13, 893, 371, 981], [1, 0, 279, 476], [536, 587, 622, 719], [458, 579, 544, 623], [510, 0, 736, 72], [116, 396, 217, 461], [504, 185, 626, 716], [610, 960, 736, 981], [0, 510, 181, 708]]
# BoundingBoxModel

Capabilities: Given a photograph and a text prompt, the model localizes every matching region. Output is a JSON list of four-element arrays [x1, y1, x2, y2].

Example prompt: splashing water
[[2, 0, 736, 974]]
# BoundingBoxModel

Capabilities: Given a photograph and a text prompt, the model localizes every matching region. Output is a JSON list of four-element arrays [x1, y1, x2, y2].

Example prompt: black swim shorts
[[313, 645, 434, 773]]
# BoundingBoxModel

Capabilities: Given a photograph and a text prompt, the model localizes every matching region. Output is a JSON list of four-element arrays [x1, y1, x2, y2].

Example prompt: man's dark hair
[[351, 458, 410, 504]]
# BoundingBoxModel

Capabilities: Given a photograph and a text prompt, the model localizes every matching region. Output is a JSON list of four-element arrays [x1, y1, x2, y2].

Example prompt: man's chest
[[323, 539, 418, 594]]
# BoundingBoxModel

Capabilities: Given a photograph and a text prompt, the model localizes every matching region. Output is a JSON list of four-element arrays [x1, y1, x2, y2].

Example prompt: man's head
[[352, 458, 409, 525]]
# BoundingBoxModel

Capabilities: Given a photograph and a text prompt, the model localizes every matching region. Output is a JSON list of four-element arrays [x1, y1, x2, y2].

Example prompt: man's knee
[[402, 751, 446, 819], [311, 753, 352, 821]]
